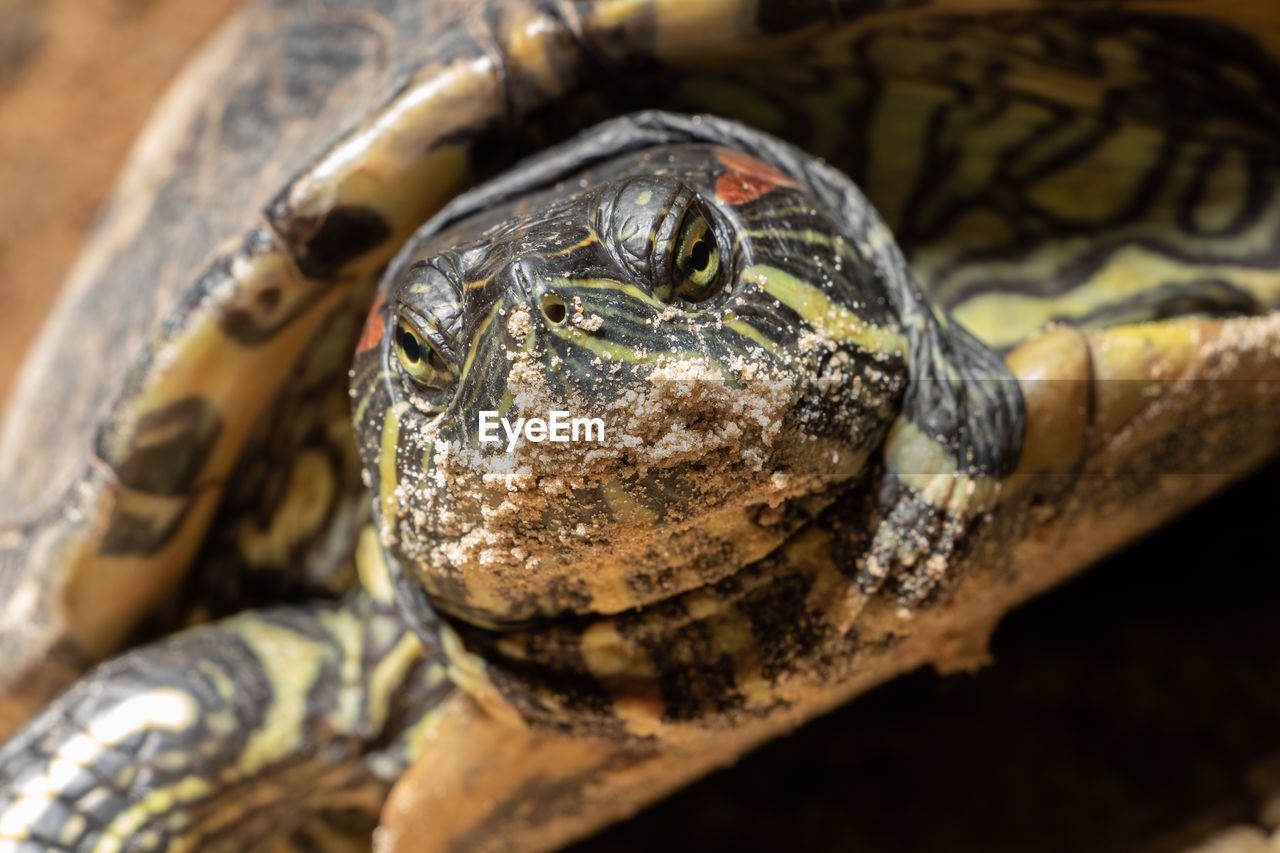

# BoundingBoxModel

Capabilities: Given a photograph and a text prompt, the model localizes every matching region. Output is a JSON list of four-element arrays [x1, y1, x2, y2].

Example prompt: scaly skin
[[0, 532, 448, 851], [351, 114, 1020, 741], [1, 1, 1280, 849], [10, 0, 1280, 734]]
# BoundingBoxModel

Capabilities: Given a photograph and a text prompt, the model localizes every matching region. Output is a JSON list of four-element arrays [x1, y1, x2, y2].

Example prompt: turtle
[[1, 0, 1279, 850]]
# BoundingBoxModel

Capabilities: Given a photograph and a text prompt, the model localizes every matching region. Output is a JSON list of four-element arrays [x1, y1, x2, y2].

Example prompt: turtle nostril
[[540, 293, 567, 324]]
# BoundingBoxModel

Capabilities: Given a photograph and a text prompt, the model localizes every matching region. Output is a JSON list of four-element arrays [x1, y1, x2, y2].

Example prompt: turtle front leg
[[0, 593, 449, 851], [856, 419, 1005, 611], [852, 308, 1025, 616]]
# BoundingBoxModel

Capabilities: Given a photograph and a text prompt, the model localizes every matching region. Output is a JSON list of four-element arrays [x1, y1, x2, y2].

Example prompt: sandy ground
[[1, 3, 1278, 851]]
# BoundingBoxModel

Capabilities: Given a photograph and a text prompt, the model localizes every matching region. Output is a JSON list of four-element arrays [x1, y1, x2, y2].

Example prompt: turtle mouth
[[395, 397, 884, 633], [426, 478, 880, 741], [430, 481, 845, 639]]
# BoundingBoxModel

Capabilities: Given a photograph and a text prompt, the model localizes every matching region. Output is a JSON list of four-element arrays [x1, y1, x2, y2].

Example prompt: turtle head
[[351, 141, 909, 627]]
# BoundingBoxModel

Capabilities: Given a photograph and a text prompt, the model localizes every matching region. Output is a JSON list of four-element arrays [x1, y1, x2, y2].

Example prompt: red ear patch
[[357, 291, 388, 353], [715, 148, 799, 205]]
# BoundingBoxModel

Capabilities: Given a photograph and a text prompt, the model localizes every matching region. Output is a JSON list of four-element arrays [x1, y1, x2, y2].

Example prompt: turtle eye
[[393, 315, 453, 390], [670, 207, 721, 303]]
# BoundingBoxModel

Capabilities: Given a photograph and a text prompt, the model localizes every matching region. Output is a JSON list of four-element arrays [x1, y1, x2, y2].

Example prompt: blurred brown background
[[0, 0, 240, 408], [1, 3, 1278, 852]]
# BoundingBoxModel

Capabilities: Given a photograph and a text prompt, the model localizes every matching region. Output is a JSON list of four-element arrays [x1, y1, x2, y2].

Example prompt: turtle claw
[[856, 470, 994, 616]]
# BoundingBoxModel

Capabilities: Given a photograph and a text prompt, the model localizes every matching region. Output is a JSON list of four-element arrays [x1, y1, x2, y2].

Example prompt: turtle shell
[[1, 0, 1279, 762]]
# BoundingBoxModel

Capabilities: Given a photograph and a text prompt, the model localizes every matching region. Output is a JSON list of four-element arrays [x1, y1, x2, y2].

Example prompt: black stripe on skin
[[784, 131, 1024, 478], [735, 571, 824, 683], [1177, 144, 1270, 238], [295, 204, 393, 280], [403, 110, 1024, 477], [170, 349, 368, 629], [1066, 278, 1268, 332], [354, 113, 1022, 734], [98, 497, 194, 557], [0, 595, 441, 850], [864, 13, 1280, 314], [617, 603, 747, 725], [99, 396, 221, 496], [261, 17, 492, 278], [442, 484, 886, 740], [455, 617, 627, 739], [0, 628, 270, 850]]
